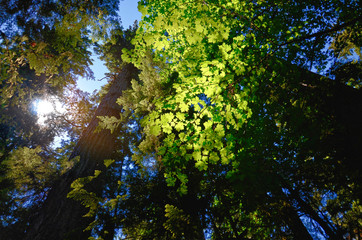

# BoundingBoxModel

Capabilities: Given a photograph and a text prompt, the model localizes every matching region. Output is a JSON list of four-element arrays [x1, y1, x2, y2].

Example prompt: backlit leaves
[[3, 146, 55, 191], [110, 1, 361, 238]]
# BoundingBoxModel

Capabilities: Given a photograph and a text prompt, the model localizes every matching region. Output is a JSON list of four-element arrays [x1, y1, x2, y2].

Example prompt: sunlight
[[36, 100, 54, 115], [33, 98, 66, 125]]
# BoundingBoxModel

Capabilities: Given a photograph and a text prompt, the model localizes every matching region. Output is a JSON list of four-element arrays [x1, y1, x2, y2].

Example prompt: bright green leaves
[[164, 204, 191, 239], [160, 112, 175, 133], [144, 92, 248, 188], [149, 124, 162, 136], [86, 1, 362, 238], [3, 146, 56, 191], [200, 60, 226, 78], [208, 26, 231, 44], [68, 170, 103, 218], [0, 0, 120, 105], [194, 19, 205, 34], [126, 0, 265, 195], [97, 116, 120, 134], [104, 159, 115, 168], [138, 2, 149, 16]]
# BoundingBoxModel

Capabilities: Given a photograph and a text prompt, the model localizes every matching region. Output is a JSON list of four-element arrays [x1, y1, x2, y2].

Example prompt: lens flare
[[33, 98, 65, 125]]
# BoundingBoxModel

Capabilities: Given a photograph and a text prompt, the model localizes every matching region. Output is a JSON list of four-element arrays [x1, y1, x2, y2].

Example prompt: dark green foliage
[[1, 0, 362, 239]]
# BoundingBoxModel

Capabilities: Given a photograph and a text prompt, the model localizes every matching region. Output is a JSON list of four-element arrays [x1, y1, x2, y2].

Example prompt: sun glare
[[36, 100, 54, 115], [33, 98, 66, 125]]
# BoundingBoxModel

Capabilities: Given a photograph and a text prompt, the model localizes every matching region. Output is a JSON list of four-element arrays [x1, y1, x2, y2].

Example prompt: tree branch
[[280, 16, 362, 47]]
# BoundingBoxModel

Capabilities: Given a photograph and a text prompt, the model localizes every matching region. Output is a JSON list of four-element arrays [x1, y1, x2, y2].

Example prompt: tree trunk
[[25, 63, 138, 240], [273, 59, 362, 178], [289, 188, 344, 240], [280, 200, 314, 240]]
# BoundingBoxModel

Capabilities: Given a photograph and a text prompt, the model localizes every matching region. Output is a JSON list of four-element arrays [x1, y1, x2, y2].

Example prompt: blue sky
[[77, 0, 142, 93]]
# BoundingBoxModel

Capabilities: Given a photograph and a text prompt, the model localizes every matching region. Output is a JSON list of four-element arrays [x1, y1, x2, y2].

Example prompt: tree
[[0, 0, 122, 239], [25, 63, 138, 240], [2, 0, 361, 239], [24, 23, 139, 239], [113, 0, 361, 238]]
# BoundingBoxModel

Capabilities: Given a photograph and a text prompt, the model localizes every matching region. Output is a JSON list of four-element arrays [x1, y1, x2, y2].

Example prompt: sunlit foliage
[[1, 0, 361, 239]]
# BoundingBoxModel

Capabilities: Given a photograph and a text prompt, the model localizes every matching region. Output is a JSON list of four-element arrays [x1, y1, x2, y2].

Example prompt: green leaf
[[104, 159, 115, 168], [150, 125, 161, 135]]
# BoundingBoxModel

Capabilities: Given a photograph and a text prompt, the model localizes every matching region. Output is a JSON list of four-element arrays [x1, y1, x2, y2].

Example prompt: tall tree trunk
[[280, 199, 314, 240], [290, 189, 344, 240], [25, 63, 138, 240]]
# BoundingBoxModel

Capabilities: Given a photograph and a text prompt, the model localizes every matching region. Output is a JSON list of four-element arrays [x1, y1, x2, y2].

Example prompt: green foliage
[[163, 204, 191, 239], [97, 116, 120, 134], [0, 0, 121, 107], [0, 139, 80, 239], [0, 0, 121, 238], [110, 0, 362, 239], [1, 143, 78, 194], [68, 170, 103, 218], [3, 146, 55, 191], [1, 0, 361, 239]]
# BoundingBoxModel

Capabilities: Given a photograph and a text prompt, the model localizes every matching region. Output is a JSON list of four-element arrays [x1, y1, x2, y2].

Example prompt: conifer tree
[[1, 0, 361, 239]]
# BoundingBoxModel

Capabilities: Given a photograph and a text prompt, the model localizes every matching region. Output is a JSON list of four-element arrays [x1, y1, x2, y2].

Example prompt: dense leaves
[[112, 0, 361, 239], [1, 0, 361, 239]]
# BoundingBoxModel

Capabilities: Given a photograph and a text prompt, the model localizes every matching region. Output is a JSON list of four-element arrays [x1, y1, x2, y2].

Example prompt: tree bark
[[25, 63, 138, 240], [280, 200, 314, 240]]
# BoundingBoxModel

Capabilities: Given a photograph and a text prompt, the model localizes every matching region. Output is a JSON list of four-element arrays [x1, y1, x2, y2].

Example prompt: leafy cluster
[[108, 0, 361, 239], [1, 0, 361, 239]]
